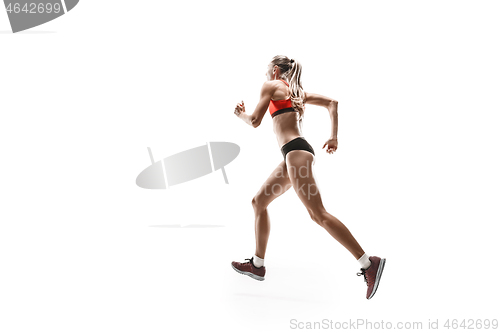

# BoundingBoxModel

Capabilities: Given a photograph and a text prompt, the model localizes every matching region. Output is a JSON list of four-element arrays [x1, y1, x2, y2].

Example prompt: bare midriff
[[273, 111, 302, 148]]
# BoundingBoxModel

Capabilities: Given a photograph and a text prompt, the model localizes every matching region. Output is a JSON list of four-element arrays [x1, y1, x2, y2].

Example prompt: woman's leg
[[285, 150, 365, 259], [252, 160, 292, 259]]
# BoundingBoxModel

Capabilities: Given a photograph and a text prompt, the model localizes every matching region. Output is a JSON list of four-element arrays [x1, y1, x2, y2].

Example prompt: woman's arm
[[235, 81, 276, 128], [327, 101, 338, 140], [304, 92, 339, 139], [304, 92, 339, 153]]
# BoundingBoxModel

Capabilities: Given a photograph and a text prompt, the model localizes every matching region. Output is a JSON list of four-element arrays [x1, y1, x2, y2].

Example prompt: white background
[[1, 1, 499, 332]]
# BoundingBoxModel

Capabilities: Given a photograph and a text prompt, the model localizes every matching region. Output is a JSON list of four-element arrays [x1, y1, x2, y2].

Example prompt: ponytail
[[285, 59, 305, 122]]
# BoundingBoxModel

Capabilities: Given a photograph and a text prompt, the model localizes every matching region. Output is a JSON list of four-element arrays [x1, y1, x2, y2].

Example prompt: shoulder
[[263, 80, 284, 88], [260, 80, 280, 94]]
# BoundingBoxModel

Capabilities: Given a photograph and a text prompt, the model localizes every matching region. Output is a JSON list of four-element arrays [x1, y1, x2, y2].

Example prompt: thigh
[[285, 150, 326, 216], [254, 160, 293, 207]]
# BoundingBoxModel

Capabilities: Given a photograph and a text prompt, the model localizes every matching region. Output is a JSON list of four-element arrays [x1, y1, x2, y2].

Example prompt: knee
[[309, 209, 329, 227], [252, 196, 266, 213]]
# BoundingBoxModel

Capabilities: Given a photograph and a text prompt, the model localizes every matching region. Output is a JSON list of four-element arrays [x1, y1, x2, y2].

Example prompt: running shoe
[[231, 257, 266, 281], [357, 256, 386, 299]]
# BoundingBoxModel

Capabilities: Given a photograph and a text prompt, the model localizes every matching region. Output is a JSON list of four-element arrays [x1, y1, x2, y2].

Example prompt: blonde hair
[[270, 55, 305, 123]]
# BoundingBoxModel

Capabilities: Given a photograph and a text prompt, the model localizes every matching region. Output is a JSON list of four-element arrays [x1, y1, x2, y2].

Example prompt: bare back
[[270, 80, 303, 147]]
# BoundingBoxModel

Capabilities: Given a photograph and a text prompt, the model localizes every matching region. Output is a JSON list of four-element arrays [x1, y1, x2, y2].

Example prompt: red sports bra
[[269, 80, 297, 118]]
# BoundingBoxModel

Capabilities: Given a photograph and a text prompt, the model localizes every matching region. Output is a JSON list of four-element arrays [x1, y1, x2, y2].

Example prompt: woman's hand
[[322, 138, 338, 154], [234, 101, 245, 117]]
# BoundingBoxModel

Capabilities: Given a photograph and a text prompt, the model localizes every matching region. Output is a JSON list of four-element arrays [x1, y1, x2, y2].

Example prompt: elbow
[[329, 99, 338, 107], [251, 117, 261, 128], [328, 99, 338, 111]]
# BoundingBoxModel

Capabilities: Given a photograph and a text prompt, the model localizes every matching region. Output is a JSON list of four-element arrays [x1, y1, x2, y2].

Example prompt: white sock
[[252, 255, 264, 268], [357, 253, 371, 269]]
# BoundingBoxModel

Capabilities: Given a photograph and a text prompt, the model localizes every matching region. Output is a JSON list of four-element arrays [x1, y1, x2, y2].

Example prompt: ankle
[[253, 255, 264, 268], [357, 253, 371, 270]]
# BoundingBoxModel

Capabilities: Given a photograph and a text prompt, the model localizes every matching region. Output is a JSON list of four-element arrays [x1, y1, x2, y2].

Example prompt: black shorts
[[281, 136, 315, 161]]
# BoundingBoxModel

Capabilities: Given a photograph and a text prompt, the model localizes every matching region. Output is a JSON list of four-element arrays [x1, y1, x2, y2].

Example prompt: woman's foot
[[357, 256, 386, 299], [231, 258, 266, 281]]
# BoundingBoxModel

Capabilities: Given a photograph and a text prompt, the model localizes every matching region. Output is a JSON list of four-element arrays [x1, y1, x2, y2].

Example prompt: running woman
[[231, 55, 386, 300]]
